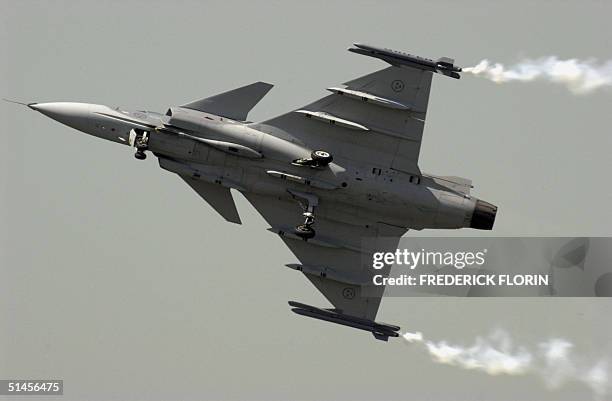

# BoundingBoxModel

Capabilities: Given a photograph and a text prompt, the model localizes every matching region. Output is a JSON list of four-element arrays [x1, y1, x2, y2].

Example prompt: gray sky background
[[1, 1, 611, 400]]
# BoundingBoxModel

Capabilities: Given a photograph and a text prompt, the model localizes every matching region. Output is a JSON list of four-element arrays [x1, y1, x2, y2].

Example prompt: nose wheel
[[134, 149, 147, 160], [130, 129, 150, 160]]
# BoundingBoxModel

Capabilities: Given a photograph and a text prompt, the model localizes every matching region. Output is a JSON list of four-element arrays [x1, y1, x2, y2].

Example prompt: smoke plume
[[463, 57, 612, 94], [402, 329, 610, 399]]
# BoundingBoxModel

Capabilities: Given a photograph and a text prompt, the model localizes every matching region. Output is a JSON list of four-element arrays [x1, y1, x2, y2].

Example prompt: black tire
[[294, 224, 315, 239], [135, 151, 147, 160], [311, 150, 333, 165]]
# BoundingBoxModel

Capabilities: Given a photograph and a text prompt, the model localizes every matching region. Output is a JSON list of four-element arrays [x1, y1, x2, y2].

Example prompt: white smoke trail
[[463, 57, 612, 94], [402, 329, 610, 399]]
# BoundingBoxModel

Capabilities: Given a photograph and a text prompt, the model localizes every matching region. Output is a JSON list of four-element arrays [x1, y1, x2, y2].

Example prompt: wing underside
[[254, 65, 433, 175], [243, 193, 406, 324]]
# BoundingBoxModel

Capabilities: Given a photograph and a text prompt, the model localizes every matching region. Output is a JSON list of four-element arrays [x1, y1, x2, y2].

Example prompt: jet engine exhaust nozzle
[[470, 200, 497, 230]]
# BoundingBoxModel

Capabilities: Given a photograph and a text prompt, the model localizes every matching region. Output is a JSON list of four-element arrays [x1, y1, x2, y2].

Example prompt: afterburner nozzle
[[470, 200, 498, 230]]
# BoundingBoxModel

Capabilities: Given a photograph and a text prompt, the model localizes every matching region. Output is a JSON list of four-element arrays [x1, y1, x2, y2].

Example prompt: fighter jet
[[14, 43, 497, 341]]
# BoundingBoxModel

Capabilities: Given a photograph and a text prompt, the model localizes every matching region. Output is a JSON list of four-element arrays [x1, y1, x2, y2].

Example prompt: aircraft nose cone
[[29, 102, 90, 117], [29, 102, 93, 130]]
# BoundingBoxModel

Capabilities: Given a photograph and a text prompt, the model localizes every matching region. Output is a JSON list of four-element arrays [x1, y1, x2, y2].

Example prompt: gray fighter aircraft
[[14, 43, 496, 341]]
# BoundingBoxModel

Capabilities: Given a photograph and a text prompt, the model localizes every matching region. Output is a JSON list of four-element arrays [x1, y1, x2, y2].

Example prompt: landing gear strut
[[292, 149, 333, 168], [289, 190, 319, 240], [130, 129, 149, 160]]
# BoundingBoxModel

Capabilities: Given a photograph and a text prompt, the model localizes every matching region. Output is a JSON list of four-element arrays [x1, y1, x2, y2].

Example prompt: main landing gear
[[294, 222, 315, 240], [129, 129, 149, 160], [289, 190, 319, 240], [292, 149, 333, 168], [288, 151, 331, 239]]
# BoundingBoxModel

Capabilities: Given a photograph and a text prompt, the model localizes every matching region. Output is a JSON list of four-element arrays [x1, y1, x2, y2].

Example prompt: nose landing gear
[[129, 129, 149, 160]]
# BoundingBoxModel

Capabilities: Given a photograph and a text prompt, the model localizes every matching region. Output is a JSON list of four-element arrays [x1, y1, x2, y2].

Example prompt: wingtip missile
[[348, 43, 462, 79], [288, 301, 401, 341]]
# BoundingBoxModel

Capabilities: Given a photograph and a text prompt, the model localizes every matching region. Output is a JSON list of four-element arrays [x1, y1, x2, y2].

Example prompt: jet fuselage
[[28, 101, 495, 231]]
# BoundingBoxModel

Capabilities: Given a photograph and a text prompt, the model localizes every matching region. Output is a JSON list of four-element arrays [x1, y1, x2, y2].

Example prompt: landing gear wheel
[[132, 130, 149, 161], [311, 150, 333, 166], [294, 224, 315, 240]]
